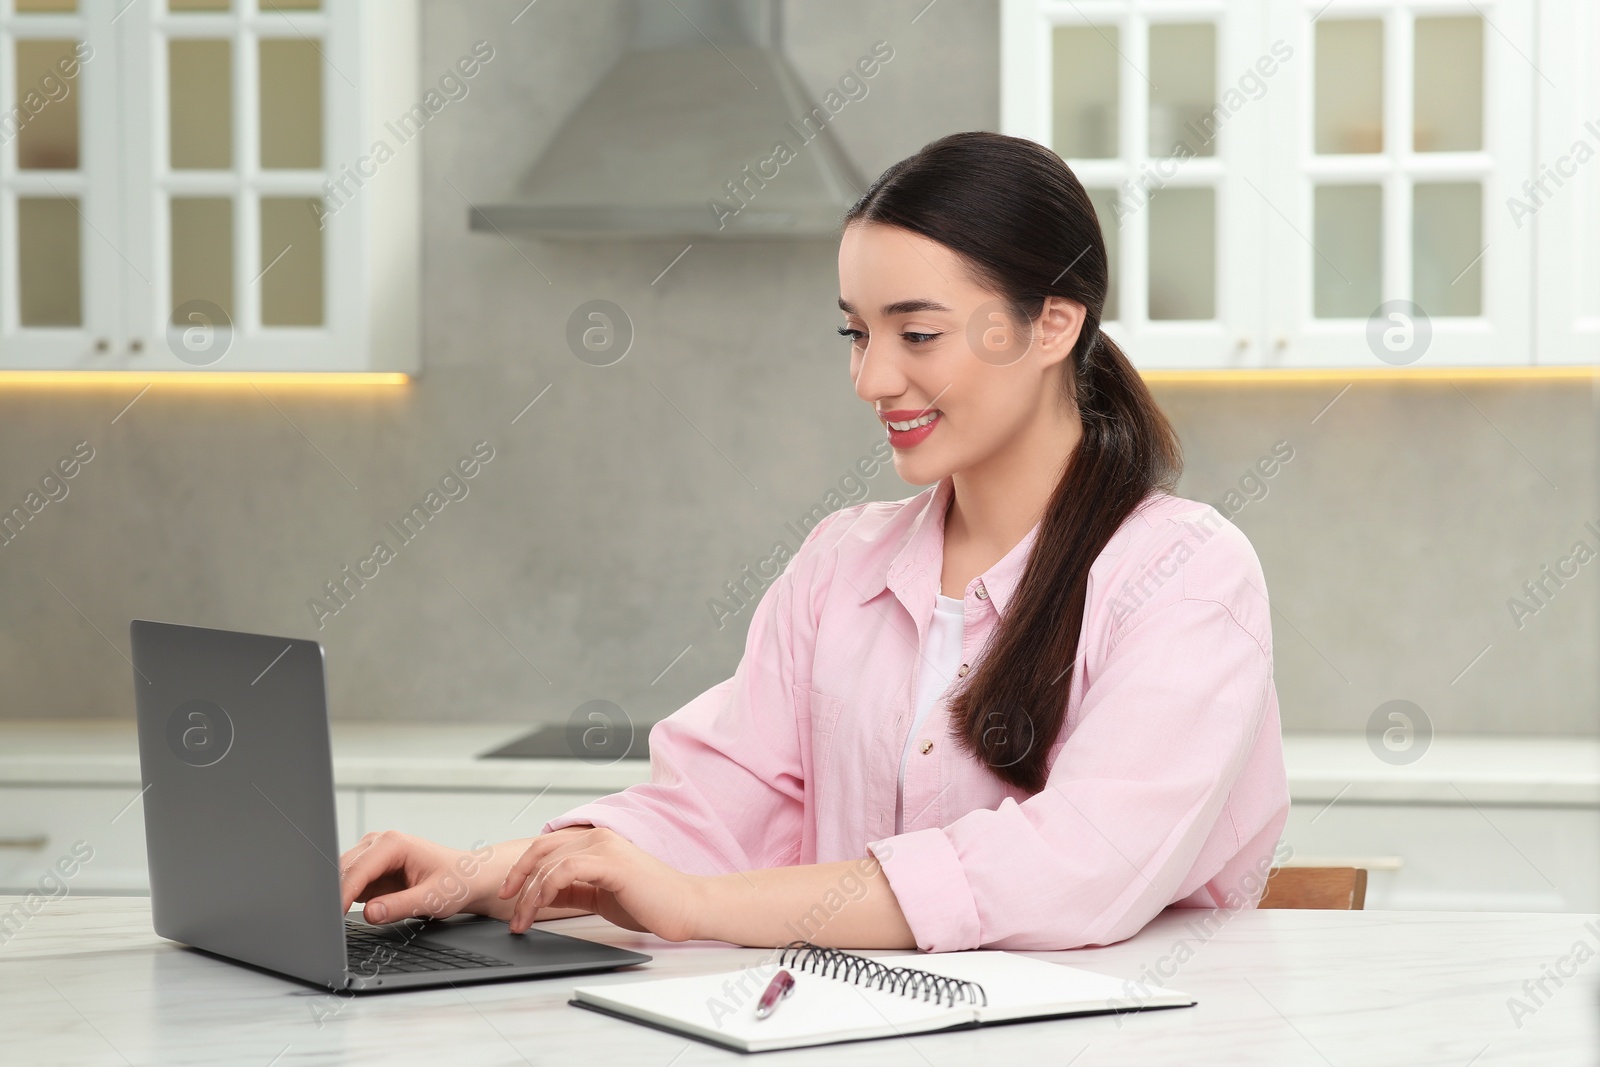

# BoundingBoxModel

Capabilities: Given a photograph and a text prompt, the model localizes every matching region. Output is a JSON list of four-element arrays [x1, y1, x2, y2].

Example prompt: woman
[[339, 131, 1289, 953]]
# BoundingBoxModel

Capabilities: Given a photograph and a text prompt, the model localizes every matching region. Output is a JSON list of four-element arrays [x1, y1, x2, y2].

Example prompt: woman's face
[[836, 220, 1086, 487]]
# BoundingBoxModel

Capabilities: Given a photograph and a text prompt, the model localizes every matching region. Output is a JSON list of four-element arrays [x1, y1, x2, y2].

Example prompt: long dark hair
[[842, 131, 1183, 795]]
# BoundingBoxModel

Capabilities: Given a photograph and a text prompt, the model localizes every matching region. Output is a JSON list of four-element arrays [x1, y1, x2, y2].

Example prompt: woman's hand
[[339, 828, 591, 924], [498, 825, 707, 941]]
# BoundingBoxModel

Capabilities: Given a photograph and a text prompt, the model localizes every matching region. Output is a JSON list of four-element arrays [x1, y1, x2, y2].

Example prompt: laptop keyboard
[[344, 919, 513, 973]]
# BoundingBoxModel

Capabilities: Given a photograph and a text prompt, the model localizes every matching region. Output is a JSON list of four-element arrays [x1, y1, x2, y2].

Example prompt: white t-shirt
[[895, 593, 966, 834]]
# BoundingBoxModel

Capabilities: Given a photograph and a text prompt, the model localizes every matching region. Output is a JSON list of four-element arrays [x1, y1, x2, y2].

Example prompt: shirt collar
[[856, 474, 1041, 618]]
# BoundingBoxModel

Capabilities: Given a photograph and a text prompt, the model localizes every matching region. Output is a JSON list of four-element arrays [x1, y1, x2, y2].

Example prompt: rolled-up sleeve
[[540, 516, 833, 877], [867, 534, 1279, 952]]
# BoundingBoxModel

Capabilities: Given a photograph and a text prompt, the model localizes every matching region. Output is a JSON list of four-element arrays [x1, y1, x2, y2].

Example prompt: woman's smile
[[878, 407, 942, 448]]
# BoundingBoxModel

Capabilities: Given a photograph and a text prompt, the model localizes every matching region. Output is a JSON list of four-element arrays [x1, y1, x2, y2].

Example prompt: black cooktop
[[478, 722, 651, 760]]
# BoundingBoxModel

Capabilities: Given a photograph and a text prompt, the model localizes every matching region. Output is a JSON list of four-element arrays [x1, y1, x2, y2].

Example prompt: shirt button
[[919, 739, 933, 754], [957, 663, 970, 677], [974, 584, 988, 600]]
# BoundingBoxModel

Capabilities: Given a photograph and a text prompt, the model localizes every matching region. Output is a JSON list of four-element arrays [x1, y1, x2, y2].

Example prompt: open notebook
[[569, 941, 1195, 1053]]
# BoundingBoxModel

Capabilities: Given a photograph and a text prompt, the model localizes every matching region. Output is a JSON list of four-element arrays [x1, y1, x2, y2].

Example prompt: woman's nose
[[851, 341, 904, 404]]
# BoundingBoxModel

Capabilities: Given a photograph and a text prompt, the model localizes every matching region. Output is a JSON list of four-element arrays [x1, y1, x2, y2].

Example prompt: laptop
[[129, 619, 652, 992]]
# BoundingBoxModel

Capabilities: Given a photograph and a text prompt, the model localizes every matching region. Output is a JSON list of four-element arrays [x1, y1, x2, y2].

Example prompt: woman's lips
[[879, 408, 941, 449]]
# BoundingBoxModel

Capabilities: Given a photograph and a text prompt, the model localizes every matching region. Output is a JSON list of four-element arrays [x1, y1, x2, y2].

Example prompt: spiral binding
[[777, 941, 989, 1009]]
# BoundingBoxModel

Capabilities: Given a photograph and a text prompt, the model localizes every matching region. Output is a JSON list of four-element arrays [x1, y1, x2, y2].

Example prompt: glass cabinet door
[[0, 0, 121, 369], [0, 0, 412, 375], [1536, 0, 1600, 363], [118, 0, 359, 372], [1264, 0, 1534, 367], [1004, 0, 1264, 369]]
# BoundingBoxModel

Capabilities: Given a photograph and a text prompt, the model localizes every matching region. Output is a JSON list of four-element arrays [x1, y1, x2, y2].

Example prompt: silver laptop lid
[[131, 619, 348, 989]]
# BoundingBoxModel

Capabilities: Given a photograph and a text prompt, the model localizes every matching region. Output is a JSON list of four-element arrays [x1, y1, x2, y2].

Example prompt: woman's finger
[[509, 854, 572, 932], [339, 832, 409, 913], [497, 840, 549, 901], [543, 878, 603, 915], [508, 833, 613, 930], [511, 850, 609, 932], [336, 831, 380, 880], [508, 836, 592, 930], [498, 827, 591, 900]]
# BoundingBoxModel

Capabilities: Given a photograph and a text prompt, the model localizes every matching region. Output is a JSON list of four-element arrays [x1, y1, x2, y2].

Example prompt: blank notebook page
[[571, 951, 1192, 1051], [891, 950, 1190, 1022], [575, 958, 968, 1048]]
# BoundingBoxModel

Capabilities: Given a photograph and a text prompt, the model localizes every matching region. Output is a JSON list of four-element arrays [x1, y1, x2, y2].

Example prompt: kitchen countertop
[[1280, 732, 1599, 806], [0, 720, 1595, 804], [0, 719, 649, 792], [2, 895, 1594, 1065]]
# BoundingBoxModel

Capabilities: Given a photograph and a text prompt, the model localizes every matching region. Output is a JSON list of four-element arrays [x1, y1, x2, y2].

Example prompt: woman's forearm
[[694, 856, 918, 949]]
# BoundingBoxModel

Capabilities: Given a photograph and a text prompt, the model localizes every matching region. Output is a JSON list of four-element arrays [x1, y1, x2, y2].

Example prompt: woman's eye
[[837, 326, 865, 343], [903, 332, 941, 344]]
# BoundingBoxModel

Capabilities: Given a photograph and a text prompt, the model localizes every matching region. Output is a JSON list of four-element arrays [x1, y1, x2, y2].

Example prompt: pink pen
[[754, 969, 795, 1020]]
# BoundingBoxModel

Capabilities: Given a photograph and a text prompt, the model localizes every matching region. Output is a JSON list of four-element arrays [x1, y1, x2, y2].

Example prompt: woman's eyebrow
[[837, 297, 954, 316]]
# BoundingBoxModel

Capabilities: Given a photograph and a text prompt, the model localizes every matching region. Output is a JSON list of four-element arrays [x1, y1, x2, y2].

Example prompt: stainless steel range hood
[[468, 0, 864, 241]]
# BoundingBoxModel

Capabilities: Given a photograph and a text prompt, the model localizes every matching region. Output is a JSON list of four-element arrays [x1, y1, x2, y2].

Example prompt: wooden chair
[[1259, 866, 1368, 910]]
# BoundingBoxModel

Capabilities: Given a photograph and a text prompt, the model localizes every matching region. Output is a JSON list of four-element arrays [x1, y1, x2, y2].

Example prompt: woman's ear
[[1036, 296, 1087, 370]]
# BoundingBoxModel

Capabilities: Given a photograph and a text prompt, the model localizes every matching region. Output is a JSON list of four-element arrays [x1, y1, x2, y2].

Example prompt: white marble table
[[2, 896, 1595, 1065]]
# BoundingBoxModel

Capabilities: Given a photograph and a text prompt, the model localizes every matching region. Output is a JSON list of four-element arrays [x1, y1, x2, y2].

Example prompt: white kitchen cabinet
[[1280, 800, 1600, 911], [0, 0, 418, 374], [0, 2, 120, 366], [0, 783, 362, 894], [1002, 0, 1265, 369], [1533, 0, 1600, 363], [1263, 0, 1533, 367], [0, 786, 152, 894], [1002, 0, 1585, 370]]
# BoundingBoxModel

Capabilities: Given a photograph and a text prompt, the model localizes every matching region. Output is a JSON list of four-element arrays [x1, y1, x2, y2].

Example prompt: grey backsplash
[[1, 0, 1594, 736]]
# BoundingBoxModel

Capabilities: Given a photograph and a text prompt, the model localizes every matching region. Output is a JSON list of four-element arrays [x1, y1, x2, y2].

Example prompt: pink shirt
[[543, 474, 1290, 952]]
